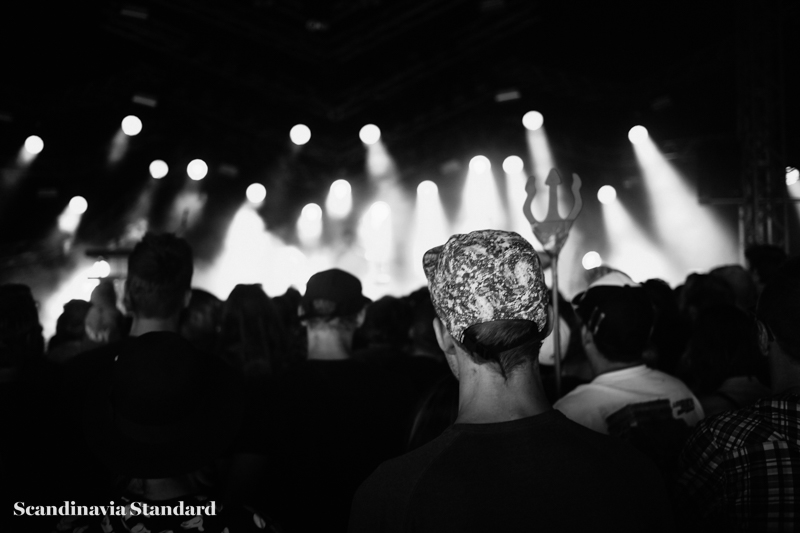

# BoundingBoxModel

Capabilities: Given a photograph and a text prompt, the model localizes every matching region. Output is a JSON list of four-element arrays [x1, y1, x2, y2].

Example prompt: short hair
[[125, 232, 193, 319], [758, 256, 800, 362], [457, 319, 545, 379]]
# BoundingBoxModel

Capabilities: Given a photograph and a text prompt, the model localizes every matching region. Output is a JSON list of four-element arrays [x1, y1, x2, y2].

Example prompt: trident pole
[[550, 252, 561, 396], [522, 169, 583, 399]]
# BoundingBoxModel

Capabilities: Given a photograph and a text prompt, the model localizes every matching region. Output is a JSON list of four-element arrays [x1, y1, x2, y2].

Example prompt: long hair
[[217, 284, 289, 381]]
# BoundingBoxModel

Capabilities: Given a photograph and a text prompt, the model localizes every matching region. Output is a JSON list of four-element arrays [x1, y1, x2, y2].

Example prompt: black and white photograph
[[2, 1, 799, 531]]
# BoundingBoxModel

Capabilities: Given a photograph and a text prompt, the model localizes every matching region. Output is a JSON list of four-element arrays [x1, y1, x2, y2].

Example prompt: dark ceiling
[[0, 0, 797, 263]]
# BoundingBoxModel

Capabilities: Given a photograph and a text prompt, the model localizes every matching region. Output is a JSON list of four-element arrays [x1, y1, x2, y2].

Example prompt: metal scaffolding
[[737, 1, 788, 251]]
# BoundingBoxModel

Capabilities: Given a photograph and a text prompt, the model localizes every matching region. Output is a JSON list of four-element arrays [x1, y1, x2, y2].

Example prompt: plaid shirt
[[677, 389, 800, 532]]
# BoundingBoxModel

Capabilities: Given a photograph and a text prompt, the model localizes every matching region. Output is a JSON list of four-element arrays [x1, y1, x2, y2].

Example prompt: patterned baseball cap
[[422, 230, 548, 343]]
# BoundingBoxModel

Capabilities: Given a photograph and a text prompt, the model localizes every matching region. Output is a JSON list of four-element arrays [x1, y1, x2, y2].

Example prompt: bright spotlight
[[582, 251, 602, 270], [469, 155, 491, 174], [302, 203, 323, 221], [90, 259, 111, 279], [326, 179, 352, 219], [246, 183, 267, 204], [787, 166, 799, 186], [359, 124, 381, 145], [417, 180, 438, 196], [597, 185, 617, 204], [187, 159, 208, 181], [290, 124, 311, 146], [149, 160, 169, 179], [628, 125, 649, 145], [68, 196, 88, 215], [24, 135, 44, 155], [522, 111, 544, 131], [121, 115, 143, 136], [502, 155, 524, 174], [298, 203, 323, 245]]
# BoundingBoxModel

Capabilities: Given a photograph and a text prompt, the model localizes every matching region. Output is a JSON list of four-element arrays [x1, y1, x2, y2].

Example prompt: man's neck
[[306, 328, 352, 361], [455, 363, 550, 424], [589, 350, 644, 378], [129, 316, 180, 337]]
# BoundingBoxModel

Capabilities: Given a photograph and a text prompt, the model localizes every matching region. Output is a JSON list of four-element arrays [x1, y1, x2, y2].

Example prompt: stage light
[[149, 160, 169, 179], [582, 251, 602, 270], [469, 155, 491, 174], [246, 183, 267, 204], [90, 259, 111, 278], [359, 124, 381, 145], [121, 115, 143, 136], [187, 159, 208, 181], [298, 203, 323, 245], [628, 125, 648, 145], [368, 201, 391, 229], [24, 135, 44, 155], [597, 185, 617, 204], [326, 179, 352, 219], [68, 196, 88, 215], [302, 203, 322, 221], [417, 180, 438, 197], [787, 166, 799, 186], [502, 155, 524, 174], [290, 124, 311, 146], [522, 111, 544, 131]]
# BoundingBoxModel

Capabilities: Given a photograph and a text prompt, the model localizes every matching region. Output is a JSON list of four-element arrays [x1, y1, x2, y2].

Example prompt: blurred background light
[[290, 124, 311, 146], [786, 166, 799, 186], [24, 135, 44, 155], [417, 180, 438, 197], [187, 159, 208, 181], [469, 155, 491, 173], [149, 159, 169, 179], [628, 125, 649, 144], [597, 185, 617, 204], [522, 111, 544, 131], [502, 155, 524, 174], [582, 251, 602, 270], [325, 179, 352, 219], [246, 183, 267, 204], [121, 115, 143, 136], [68, 196, 88, 215], [359, 124, 381, 145], [89, 259, 111, 278]]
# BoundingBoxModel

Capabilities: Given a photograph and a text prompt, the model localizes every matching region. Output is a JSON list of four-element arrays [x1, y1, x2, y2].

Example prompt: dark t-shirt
[[349, 409, 676, 533], [263, 358, 407, 533]]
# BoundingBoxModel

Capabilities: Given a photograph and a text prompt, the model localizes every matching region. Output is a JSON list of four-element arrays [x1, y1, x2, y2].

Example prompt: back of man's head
[[573, 271, 655, 363], [757, 256, 800, 362], [423, 230, 550, 378], [125, 232, 193, 319]]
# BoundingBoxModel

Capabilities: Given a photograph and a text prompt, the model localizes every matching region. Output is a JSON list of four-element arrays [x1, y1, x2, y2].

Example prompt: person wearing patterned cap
[[349, 230, 675, 533]]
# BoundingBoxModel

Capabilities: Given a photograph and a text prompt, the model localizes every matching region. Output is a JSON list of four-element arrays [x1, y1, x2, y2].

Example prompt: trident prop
[[523, 169, 583, 397]]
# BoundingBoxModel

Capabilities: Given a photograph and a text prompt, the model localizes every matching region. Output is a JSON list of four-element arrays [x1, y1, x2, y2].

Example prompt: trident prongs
[[523, 169, 583, 256]]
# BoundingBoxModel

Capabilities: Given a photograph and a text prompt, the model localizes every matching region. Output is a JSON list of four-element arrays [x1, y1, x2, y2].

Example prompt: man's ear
[[433, 317, 459, 379], [543, 303, 556, 337], [433, 317, 455, 355], [183, 289, 192, 310], [355, 307, 367, 328]]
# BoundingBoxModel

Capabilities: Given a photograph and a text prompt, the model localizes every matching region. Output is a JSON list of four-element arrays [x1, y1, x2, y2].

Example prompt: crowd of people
[[1, 229, 798, 532]]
